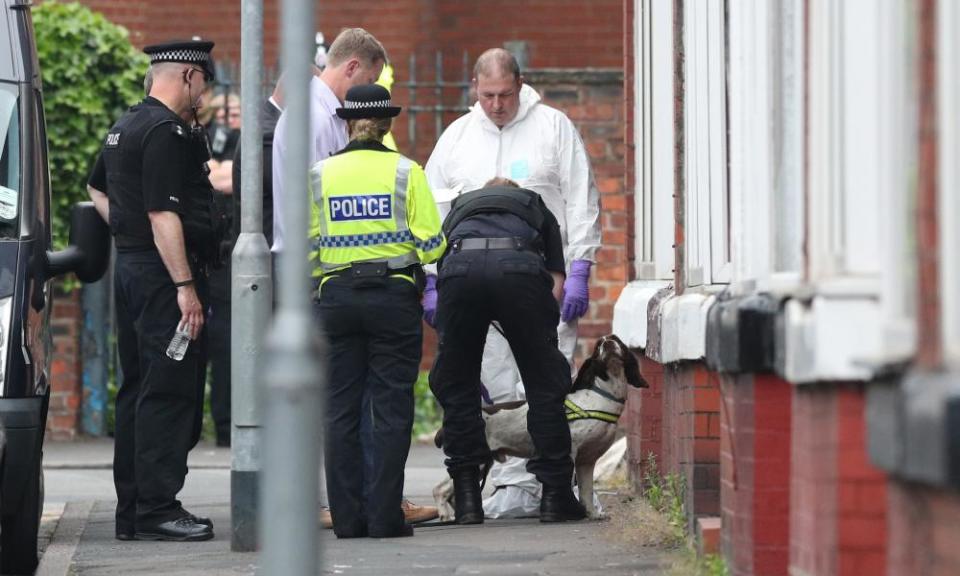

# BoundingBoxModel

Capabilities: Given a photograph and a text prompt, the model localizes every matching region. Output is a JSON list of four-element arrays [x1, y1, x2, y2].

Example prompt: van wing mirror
[[45, 202, 110, 282]]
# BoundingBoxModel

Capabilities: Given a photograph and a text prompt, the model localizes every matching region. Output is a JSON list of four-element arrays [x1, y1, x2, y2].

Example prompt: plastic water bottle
[[165, 322, 192, 361]]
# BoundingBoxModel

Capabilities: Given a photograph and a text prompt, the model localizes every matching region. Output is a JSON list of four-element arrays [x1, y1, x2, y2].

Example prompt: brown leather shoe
[[321, 500, 438, 529], [320, 507, 333, 529], [401, 499, 439, 524]]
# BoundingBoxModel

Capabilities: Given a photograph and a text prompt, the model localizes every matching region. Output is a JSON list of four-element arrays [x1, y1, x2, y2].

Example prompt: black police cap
[[336, 84, 401, 120], [143, 40, 216, 81]]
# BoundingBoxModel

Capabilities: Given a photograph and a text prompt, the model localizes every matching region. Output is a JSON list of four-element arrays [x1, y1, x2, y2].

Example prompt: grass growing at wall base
[[640, 453, 730, 576]]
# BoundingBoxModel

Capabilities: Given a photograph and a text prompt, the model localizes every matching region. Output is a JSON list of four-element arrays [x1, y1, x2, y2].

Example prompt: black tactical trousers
[[113, 250, 207, 532], [429, 249, 574, 487], [205, 261, 231, 442], [315, 275, 422, 537]]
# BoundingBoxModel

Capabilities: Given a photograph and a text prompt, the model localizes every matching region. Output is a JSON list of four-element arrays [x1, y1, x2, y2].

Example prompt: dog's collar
[[589, 382, 626, 405], [564, 398, 620, 424]]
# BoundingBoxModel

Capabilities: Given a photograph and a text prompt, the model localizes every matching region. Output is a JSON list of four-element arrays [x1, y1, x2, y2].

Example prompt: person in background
[[197, 91, 241, 447], [311, 84, 446, 538], [424, 47, 601, 518], [231, 74, 283, 246]]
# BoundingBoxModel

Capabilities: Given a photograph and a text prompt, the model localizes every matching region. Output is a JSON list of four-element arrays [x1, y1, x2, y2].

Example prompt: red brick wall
[[835, 387, 888, 576], [722, 374, 756, 575], [626, 355, 665, 487], [658, 362, 721, 523], [791, 385, 839, 575], [791, 384, 888, 576], [47, 284, 82, 439], [888, 481, 960, 576], [721, 373, 792, 576], [78, 1, 623, 73], [916, 0, 941, 369]]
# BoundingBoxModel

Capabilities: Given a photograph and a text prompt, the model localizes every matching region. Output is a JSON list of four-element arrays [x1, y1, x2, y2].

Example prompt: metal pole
[[231, 0, 270, 552], [260, 0, 322, 572]]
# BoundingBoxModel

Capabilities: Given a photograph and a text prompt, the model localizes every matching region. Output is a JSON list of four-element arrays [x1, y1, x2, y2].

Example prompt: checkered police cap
[[143, 39, 216, 81], [336, 84, 401, 120]]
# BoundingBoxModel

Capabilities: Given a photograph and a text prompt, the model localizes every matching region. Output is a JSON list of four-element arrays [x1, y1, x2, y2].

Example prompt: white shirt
[[271, 76, 348, 252]]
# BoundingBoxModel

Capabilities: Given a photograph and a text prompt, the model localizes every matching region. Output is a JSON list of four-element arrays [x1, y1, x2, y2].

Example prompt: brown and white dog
[[433, 335, 647, 520]]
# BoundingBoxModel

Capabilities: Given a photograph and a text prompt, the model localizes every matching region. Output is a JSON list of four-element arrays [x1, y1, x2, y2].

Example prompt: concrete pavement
[[36, 438, 674, 575]]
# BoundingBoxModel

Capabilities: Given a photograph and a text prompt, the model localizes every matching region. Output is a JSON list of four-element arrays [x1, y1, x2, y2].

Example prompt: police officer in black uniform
[[429, 178, 587, 524], [87, 39, 222, 542]]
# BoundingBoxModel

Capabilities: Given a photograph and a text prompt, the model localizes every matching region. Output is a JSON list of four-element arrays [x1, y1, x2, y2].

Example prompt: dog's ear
[[573, 356, 602, 391], [622, 345, 648, 388]]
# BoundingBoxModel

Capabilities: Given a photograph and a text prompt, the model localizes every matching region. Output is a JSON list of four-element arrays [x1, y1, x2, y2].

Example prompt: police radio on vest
[[329, 194, 393, 221]]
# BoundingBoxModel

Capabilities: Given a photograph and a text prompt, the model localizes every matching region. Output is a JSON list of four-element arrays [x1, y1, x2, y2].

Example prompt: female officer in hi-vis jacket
[[308, 84, 445, 539]]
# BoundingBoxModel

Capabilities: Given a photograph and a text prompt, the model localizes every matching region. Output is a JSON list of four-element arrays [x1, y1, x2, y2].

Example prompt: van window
[[0, 83, 19, 238]]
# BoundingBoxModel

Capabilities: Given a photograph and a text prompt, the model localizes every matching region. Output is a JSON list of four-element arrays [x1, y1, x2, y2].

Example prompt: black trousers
[[113, 250, 207, 531], [429, 249, 574, 487], [315, 276, 422, 537], [206, 261, 231, 440]]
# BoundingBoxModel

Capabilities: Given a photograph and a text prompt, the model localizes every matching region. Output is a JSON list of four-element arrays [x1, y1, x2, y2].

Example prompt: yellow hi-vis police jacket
[[308, 140, 446, 280]]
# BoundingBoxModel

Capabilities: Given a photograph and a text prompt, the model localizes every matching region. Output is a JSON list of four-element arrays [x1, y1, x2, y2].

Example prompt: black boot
[[451, 467, 484, 525], [540, 485, 586, 523]]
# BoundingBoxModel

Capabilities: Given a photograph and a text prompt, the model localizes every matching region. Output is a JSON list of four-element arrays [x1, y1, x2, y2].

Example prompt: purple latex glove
[[561, 260, 592, 322], [422, 274, 438, 327]]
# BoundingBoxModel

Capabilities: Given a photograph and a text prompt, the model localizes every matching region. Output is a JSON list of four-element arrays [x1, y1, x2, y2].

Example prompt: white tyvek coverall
[[426, 84, 601, 516]]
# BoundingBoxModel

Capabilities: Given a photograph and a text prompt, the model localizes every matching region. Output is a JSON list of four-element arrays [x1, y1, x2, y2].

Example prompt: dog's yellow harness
[[564, 398, 620, 424]]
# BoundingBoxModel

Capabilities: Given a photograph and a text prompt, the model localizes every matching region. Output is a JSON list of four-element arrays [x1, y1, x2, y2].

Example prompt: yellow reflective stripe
[[310, 161, 327, 237], [564, 398, 619, 423], [393, 156, 412, 233]]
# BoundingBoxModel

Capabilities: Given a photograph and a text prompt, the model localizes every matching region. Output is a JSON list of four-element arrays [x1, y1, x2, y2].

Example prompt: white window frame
[[634, 0, 676, 281], [807, 0, 886, 287], [771, 0, 805, 284], [940, 0, 960, 366], [805, 0, 915, 362], [727, 0, 774, 286], [683, 0, 730, 288]]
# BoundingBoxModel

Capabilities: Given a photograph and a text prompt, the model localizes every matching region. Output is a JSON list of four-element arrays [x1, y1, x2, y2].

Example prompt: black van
[[0, 0, 109, 573]]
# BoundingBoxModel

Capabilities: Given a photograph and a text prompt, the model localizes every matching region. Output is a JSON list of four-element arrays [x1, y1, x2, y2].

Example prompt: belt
[[451, 237, 530, 252], [325, 263, 423, 278]]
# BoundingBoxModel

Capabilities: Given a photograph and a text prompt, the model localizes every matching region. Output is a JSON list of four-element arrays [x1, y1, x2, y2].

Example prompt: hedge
[[33, 2, 148, 248]]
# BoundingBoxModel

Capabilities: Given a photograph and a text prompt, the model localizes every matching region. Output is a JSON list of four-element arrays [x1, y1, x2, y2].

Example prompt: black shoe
[[368, 524, 413, 538], [333, 522, 368, 539], [183, 509, 213, 529], [136, 517, 214, 541], [115, 530, 137, 541], [540, 485, 587, 523], [451, 467, 484, 525]]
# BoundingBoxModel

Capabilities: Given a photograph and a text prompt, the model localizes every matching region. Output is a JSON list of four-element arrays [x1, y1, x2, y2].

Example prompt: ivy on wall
[[33, 2, 148, 248]]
